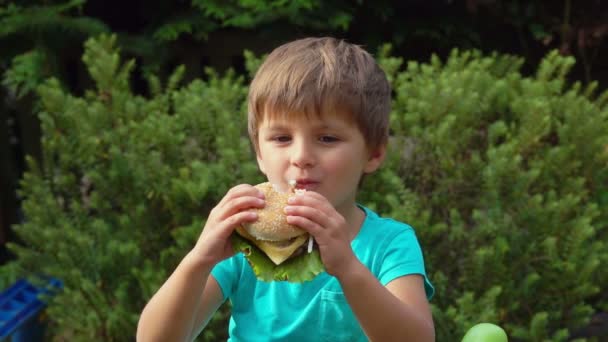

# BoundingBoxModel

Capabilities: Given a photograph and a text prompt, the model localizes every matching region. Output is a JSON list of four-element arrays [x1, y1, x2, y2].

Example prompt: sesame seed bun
[[235, 182, 310, 265], [240, 182, 307, 241]]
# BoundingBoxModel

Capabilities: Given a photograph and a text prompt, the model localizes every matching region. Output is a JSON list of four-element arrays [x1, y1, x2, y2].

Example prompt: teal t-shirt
[[210, 206, 434, 341]]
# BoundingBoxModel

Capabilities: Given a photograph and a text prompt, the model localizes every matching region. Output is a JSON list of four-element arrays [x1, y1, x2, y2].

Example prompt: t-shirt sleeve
[[210, 254, 242, 301], [378, 227, 435, 299]]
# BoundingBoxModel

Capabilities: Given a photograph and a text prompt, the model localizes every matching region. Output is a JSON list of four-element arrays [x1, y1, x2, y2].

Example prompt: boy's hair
[[247, 37, 391, 152]]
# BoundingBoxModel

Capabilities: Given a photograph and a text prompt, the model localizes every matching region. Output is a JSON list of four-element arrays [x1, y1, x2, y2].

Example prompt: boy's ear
[[363, 144, 387, 174], [256, 153, 267, 175]]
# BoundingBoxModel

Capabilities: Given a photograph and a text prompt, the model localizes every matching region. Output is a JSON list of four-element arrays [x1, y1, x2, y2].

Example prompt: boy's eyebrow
[[261, 120, 347, 132], [260, 124, 290, 132]]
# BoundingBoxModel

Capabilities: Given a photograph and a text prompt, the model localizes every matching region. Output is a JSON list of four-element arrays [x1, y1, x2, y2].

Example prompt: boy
[[137, 37, 435, 341]]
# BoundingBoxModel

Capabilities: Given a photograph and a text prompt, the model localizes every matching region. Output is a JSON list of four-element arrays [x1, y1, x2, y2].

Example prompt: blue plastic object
[[0, 278, 62, 341]]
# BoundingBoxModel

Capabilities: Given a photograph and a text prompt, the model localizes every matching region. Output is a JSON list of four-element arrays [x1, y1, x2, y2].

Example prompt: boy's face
[[255, 111, 385, 214]]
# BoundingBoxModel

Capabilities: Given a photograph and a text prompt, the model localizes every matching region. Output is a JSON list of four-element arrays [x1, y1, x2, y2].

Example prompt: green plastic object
[[462, 323, 508, 342]]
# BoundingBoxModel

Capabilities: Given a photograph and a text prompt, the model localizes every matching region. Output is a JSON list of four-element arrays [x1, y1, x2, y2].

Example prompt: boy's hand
[[192, 184, 265, 267], [284, 192, 359, 278]]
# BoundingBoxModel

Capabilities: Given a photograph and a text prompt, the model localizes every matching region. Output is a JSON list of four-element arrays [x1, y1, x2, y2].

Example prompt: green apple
[[462, 323, 508, 342]]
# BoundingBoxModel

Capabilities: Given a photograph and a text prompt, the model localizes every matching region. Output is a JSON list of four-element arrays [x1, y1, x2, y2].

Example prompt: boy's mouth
[[293, 179, 319, 191]]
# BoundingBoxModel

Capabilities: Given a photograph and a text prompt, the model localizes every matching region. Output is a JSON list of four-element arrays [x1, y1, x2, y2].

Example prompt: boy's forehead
[[258, 106, 355, 126]]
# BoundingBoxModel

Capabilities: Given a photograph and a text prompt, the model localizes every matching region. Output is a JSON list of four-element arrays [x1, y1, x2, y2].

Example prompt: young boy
[[137, 37, 435, 341]]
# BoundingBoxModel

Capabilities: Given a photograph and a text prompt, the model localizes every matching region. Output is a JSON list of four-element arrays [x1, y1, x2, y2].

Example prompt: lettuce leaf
[[231, 234, 325, 283]]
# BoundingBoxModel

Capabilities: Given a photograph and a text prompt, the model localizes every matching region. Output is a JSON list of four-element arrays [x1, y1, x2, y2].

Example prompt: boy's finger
[[216, 211, 258, 238], [285, 215, 324, 237], [288, 192, 333, 216], [219, 196, 265, 220], [218, 184, 265, 207], [284, 205, 332, 231]]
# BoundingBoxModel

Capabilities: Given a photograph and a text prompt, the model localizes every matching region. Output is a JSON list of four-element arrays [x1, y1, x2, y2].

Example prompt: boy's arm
[[137, 184, 265, 342], [136, 252, 222, 342], [285, 192, 434, 341], [189, 276, 226, 339], [338, 264, 435, 342]]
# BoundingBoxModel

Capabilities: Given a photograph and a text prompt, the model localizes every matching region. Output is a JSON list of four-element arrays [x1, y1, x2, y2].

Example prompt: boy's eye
[[272, 135, 291, 143], [319, 135, 339, 143]]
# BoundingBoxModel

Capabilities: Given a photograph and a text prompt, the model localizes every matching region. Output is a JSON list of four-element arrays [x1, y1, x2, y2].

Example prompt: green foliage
[[0, 0, 109, 98], [152, 0, 355, 42], [2, 50, 46, 98], [361, 48, 608, 341], [4, 34, 607, 341], [191, 0, 353, 31], [0, 1, 107, 39], [4, 34, 261, 340], [152, 12, 217, 41]]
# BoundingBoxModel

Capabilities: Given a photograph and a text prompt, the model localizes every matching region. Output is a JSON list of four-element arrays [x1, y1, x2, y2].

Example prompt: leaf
[[231, 233, 324, 283]]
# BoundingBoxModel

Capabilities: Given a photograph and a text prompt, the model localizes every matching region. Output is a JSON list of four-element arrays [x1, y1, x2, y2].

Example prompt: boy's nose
[[291, 141, 315, 169]]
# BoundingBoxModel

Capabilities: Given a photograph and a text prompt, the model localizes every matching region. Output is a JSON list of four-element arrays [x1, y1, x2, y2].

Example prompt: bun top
[[241, 182, 306, 241]]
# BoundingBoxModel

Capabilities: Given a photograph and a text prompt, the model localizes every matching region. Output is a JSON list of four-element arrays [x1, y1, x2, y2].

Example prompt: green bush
[[364, 47, 608, 341], [3, 35, 607, 341], [3, 34, 262, 341]]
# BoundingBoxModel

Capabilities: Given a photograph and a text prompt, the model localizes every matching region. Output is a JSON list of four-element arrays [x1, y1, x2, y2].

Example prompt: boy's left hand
[[284, 191, 359, 278]]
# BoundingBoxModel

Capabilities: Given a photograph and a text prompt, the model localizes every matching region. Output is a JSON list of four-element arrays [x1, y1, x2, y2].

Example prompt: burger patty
[[263, 236, 304, 248]]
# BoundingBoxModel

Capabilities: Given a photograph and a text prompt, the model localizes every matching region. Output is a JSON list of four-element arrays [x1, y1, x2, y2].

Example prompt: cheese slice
[[236, 226, 308, 265]]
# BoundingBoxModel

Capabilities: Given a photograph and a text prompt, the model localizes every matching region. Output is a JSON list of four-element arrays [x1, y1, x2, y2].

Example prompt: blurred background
[[3, 0, 608, 264], [0, 1, 607, 341]]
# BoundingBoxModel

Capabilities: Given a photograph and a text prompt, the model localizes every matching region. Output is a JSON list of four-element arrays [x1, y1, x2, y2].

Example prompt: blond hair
[[247, 37, 391, 152]]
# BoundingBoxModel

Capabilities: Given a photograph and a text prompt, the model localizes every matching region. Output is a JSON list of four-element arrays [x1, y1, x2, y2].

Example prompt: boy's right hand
[[191, 184, 265, 267]]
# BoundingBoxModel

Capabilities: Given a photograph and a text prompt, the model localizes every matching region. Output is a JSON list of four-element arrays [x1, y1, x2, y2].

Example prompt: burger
[[231, 182, 324, 282]]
